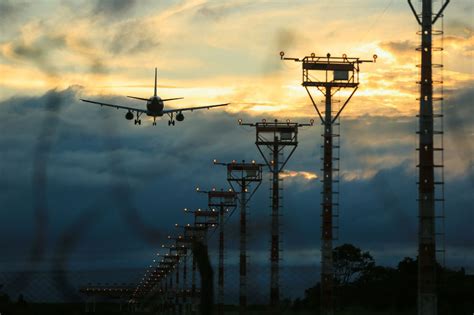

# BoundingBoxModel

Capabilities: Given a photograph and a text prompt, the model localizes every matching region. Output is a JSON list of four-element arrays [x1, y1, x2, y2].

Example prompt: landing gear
[[153, 117, 157, 126], [134, 113, 142, 125], [167, 113, 175, 126]]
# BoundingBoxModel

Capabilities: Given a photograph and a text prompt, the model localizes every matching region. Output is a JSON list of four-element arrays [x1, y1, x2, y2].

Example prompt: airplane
[[80, 68, 229, 126]]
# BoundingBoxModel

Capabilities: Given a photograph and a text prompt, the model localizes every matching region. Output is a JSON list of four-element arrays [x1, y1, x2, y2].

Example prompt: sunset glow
[[1, 1, 472, 118]]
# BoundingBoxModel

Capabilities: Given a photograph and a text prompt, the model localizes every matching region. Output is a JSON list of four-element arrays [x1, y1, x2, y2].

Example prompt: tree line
[[291, 243, 474, 314]]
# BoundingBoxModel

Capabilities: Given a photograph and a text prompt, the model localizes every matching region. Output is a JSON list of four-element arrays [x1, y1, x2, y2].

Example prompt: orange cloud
[[280, 170, 318, 181]]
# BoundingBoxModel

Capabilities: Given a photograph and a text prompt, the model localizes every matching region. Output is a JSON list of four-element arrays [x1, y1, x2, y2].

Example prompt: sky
[[0, 0, 473, 302]]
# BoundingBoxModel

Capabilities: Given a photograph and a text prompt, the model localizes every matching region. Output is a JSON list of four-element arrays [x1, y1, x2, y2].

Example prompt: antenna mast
[[408, 1, 450, 314]]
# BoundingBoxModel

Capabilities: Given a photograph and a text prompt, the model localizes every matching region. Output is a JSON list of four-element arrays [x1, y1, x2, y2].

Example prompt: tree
[[333, 243, 374, 286]]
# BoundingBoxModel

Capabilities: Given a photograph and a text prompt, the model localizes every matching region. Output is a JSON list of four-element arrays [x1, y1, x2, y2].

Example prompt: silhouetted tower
[[240, 119, 312, 310], [183, 205, 221, 314], [281, 52, 375, 315], [176, 232, 194, 313], [167, 234, 191, 315], [162, 253, 180, 312], [80, 284, 136, 313], [408, 1, 450, 314], [178, 221, 208, 314], [213, 159, 264, 314], [133, 256, 174, 312], [161, 244, 182, 313], [199, 189, 237, 315], [170, 224, 196, 314]]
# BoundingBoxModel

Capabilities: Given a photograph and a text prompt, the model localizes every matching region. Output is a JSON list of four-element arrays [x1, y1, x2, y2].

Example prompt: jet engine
[[176, 112, 184, 121], [125, 111, 134, 120]]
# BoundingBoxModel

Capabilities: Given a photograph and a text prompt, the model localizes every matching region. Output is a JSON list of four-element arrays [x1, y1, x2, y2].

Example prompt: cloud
[[0, 0, 27, 21], [106, 19, 160, 55], [0, 0, 473, 297], [92, 0, 137, 16], [194, 1, 249, 21], [0, 86, 472, 302], [2, 33, 67, 76], [446, 20, 473, 38], [379, 40, 416, 63], [0, 20, 110, 78], [0, 0, 472, 123], [280, 170, 318, 181]]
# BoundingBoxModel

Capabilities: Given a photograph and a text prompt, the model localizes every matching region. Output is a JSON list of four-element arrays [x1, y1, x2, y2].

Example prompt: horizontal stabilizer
[[162, 97, 184, 102], [127, 96, 149, 101]]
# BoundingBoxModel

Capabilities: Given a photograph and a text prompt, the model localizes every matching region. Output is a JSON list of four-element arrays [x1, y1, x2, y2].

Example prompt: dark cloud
[[446, 20, 473, 38], [0, 0, 27, 22], [92, 0, 137, 16], [380, 40, 416, 58], [0, 86, 472, 300], [107, 20, 160, 55], [2, 29, 110, 76], [5, 34, 67, 75], [262, 28, 301, 76], [444, 87, 474, 185], [194, 2, 249, 21]]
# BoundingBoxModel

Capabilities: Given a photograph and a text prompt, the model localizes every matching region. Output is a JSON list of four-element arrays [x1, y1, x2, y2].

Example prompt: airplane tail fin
[[154, 68, 157, 97]]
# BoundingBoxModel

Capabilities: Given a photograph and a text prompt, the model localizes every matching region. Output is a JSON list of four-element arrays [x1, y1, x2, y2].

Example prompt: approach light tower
[[161, 245, 181, 314], [281, 51, 376, 315], [180, 214, 214, 314], [213, 159, 264, 314], [165, 235, 191, 314], [408, 1, 450, 314], [239, 119, 312, 310], [195, 189, 237, 315]]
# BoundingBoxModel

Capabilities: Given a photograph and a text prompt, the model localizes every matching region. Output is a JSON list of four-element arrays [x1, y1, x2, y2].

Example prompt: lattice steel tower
[[281, 52, 375, 315], [206, 189, 237, 315], [240, 119, 312, 311], [181, 213, 214, 313], [408, 1, 450, 314], [213, 159, 263, 315]]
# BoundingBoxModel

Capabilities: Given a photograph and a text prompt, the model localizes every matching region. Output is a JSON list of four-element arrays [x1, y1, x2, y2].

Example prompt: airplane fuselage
[[146, 96, 164, 116]]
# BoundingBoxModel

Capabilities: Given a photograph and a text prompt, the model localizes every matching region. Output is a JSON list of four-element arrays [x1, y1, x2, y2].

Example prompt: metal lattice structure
[[240, 119, 312, 311], [206, 189, 237, 315], [213, 159, 264, 315], [183, 211, 214, 313], [80, 284, 135, 313], [281, 52, 375, 315], [408, 1, 450, 314]]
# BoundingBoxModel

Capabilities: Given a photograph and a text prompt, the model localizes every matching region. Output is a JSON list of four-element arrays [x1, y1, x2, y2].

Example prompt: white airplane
[[80, 68, 229, 126]]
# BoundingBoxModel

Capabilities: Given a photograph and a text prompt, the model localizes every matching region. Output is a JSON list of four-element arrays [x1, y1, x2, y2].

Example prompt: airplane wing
[[80, 99, 148, 114], [162, 103, 229, 114]]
